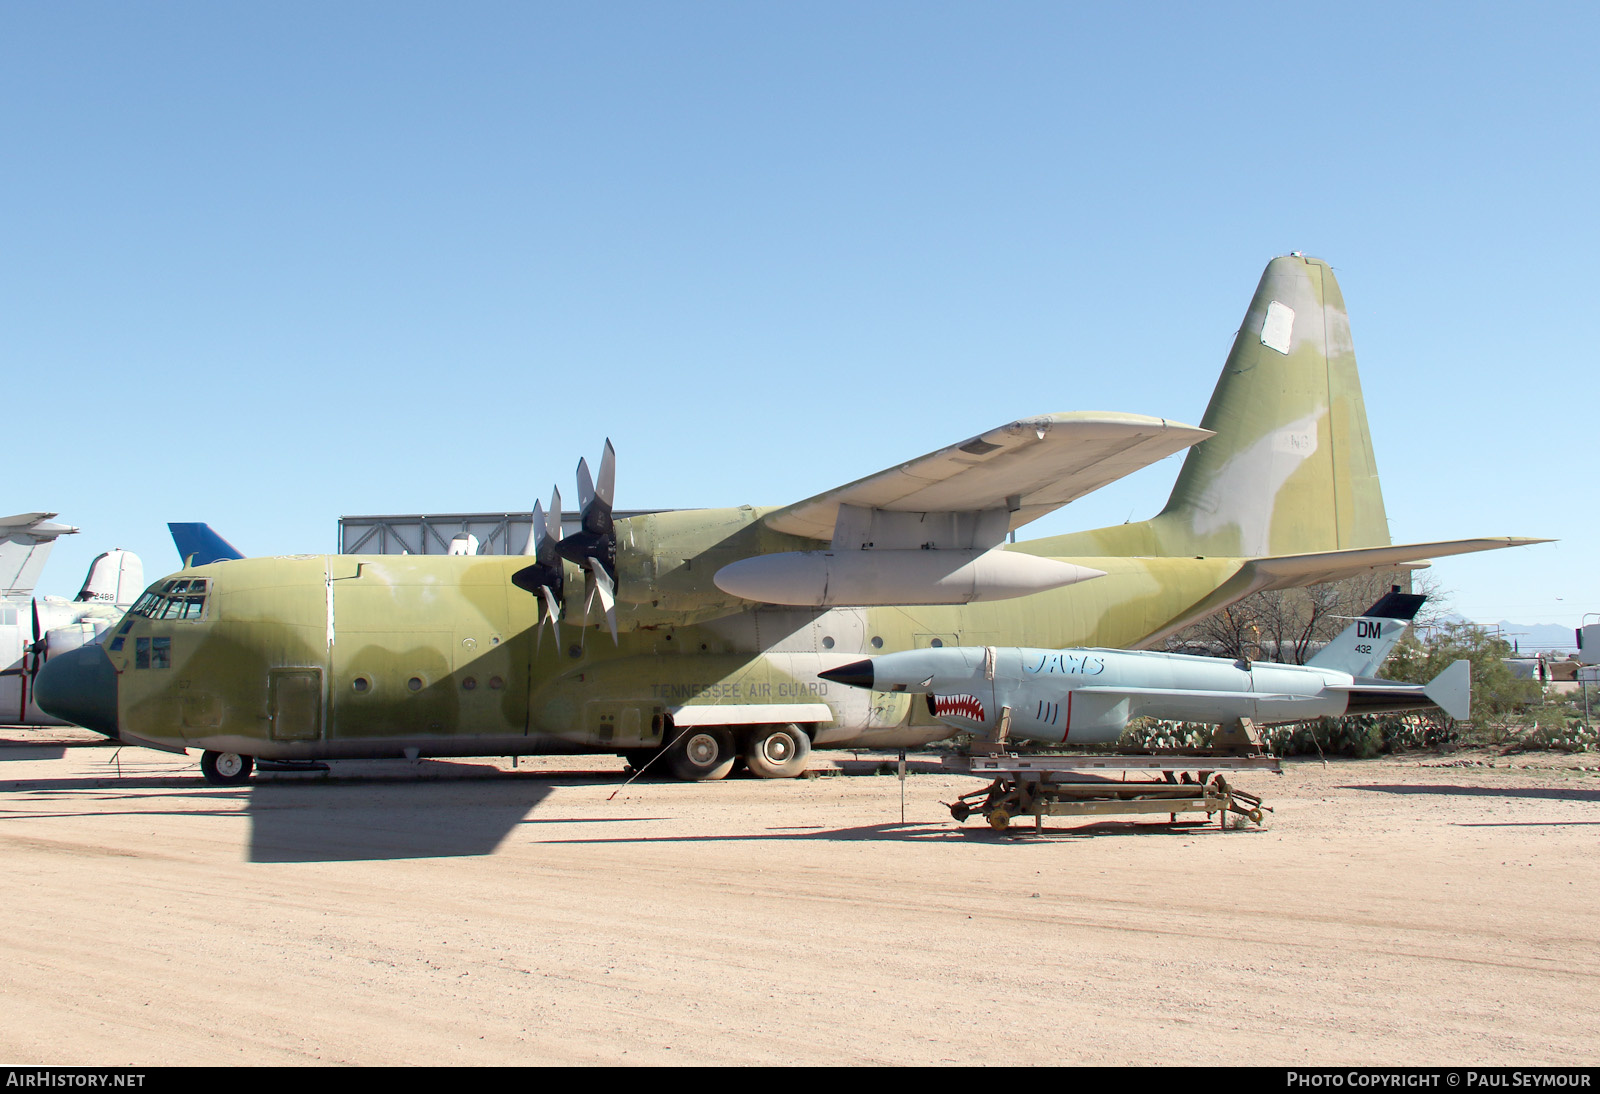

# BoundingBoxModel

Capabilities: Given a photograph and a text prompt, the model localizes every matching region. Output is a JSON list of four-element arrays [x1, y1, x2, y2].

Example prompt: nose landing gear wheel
[[200, 750, 254, 786]]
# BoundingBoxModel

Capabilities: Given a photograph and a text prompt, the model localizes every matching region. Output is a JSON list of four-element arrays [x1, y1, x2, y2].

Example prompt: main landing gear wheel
[[743, 723, 812, 779], [618, 748, 658, 773], [200, 750, 254, 786], [664, 727, 736, 782]]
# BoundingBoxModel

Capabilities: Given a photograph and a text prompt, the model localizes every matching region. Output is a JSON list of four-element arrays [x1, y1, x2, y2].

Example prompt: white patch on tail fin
[[1260, 300, 1295, 353], [1187, 410, 1321, 557]]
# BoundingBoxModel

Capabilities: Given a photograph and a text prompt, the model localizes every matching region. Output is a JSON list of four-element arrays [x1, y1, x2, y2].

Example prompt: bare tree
[[1163, 571, 1448, 665]]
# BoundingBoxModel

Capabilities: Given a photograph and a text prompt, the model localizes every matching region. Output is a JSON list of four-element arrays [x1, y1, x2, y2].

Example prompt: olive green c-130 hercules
[[35, 255, 1545, 783]]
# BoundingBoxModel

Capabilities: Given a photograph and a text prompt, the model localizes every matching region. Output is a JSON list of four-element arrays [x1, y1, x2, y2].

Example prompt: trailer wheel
[[201, 750, 254, 786], [743, 723, 812, 779], [987, 808, 1011, 832], [665, 728, 736, 782]]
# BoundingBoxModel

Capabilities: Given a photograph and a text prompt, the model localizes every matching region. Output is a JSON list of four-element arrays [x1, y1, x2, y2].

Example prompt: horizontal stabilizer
[[1133, 538, 1551, 649], [1326, 659, 1471, 721], [764, 413, 1211, 542], [0, 512, 79, 600]]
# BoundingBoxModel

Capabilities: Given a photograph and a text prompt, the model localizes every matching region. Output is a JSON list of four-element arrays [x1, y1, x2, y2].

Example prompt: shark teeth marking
[[932, 694, 985, 723]]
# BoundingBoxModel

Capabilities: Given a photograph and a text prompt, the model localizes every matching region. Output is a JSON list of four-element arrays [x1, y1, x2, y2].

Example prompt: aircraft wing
[[1130, 537, 1553, 650], [762, 413, 1213, 542], [0, 513, 79, 600]]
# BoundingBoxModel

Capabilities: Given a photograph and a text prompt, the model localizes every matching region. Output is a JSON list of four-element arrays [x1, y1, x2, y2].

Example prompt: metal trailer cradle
[[942, 754, 1282, 832]]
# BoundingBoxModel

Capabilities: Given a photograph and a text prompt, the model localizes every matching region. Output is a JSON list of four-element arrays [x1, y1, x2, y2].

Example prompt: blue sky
[[5, 3, 1594, 631]]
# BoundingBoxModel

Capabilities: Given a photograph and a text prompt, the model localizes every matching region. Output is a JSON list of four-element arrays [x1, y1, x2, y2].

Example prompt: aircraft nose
[[33, 643, 120, 739], [819, 659, 875, 689]]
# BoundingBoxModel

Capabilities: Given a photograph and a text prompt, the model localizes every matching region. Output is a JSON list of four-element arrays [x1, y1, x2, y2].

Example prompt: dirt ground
[[1, 728, 1596, 1067]]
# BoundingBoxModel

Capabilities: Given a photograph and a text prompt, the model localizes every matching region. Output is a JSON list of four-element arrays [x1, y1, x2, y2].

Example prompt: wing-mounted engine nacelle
[[712, 548, 1102, 607], [712, 503, 1103, 607], [43, 619, 112, 659]]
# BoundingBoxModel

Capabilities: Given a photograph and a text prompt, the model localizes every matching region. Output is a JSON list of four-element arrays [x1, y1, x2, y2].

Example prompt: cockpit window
[[134, 636, 171, 670], [130, 578, 209, 621]]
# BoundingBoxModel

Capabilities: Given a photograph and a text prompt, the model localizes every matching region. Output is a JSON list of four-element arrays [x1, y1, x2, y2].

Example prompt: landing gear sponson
[[194, 722, 816, 785]]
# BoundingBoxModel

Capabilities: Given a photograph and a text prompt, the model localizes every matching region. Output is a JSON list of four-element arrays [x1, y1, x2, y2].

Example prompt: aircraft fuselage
[[40, 522, 1247, 762]]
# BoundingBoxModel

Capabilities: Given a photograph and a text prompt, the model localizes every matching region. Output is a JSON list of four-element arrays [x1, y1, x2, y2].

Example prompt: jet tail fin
[[1306, 588, 1425, 675], [169, 523, 246, 567], [1424, 659, 1472, 721]]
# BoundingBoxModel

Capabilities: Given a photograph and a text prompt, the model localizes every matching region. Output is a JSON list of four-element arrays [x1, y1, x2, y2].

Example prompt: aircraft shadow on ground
[[245, 761, 642, 863], [0, 745, 66, 762], [534, 816, 1249, 846], [0, 774, 204, 792], [1347, 783, 1600, 804]]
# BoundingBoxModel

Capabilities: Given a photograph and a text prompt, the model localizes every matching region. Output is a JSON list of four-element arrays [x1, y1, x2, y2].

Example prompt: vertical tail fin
[[75, 550, 146, 609], [168, 523, 246, 567], [1154, 254, 1389, 557], [1306, 589, 1424, 675], [1034, 255, 1392, 561]]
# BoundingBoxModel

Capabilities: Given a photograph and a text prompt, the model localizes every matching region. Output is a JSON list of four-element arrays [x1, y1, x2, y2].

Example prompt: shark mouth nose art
[[931, 694, 985, 722]]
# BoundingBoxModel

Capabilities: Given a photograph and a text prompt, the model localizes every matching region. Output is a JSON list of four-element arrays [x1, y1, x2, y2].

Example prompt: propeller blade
[[513, 483, 570, 636], [588, 559, 615, 613], [591, 440, 615, 528], [536, 441, 620, 646], [585, 559, 614, 646], [576, 457, 595, 515], [25, 600, 47, 683], [557, 442, 617, 582], [524, 502, 544, 556]]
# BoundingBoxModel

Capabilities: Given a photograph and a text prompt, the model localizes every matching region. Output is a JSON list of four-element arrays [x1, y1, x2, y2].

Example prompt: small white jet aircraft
[[0, 513, 143, 726]]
